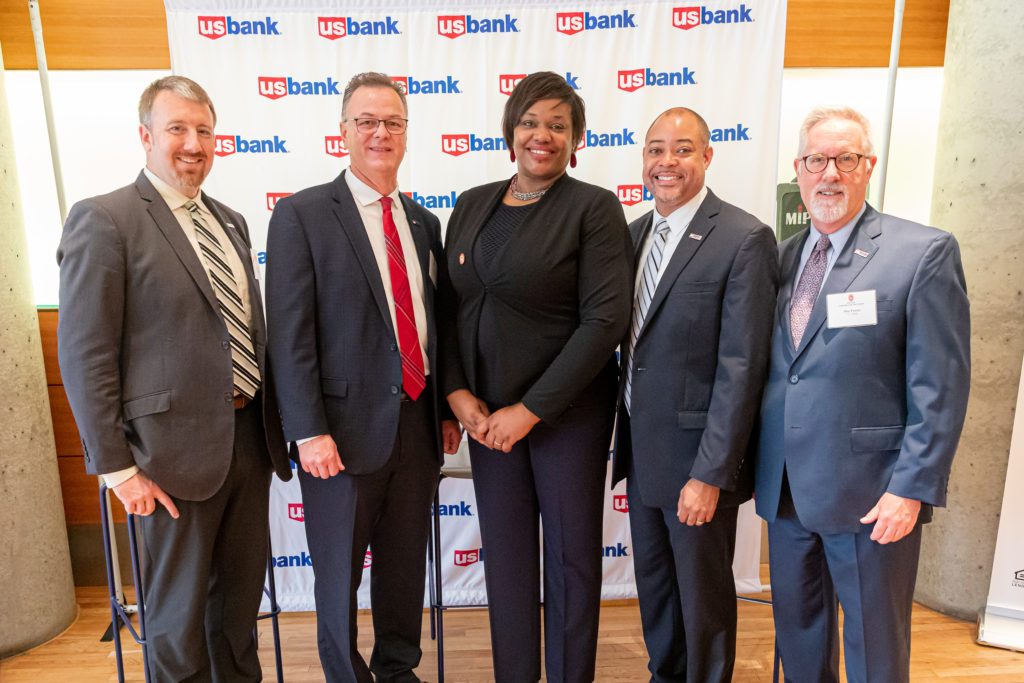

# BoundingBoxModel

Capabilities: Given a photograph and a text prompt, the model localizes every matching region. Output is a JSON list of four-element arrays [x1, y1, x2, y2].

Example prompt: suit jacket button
[[789, 374, 799, 384], [391, 343, 398, 352], [224, 393, 233, 403], [391, 386, 399, 395], [222, 341, 230, 350]]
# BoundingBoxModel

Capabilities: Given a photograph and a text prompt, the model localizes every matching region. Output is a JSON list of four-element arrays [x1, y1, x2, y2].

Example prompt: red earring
[[570, 153, 577, 168], [510, 150, 516, 162]]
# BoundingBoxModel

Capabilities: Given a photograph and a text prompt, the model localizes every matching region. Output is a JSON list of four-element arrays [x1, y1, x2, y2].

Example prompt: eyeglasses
[[800, 152, 869, 174], [346, 117, 408, 134]]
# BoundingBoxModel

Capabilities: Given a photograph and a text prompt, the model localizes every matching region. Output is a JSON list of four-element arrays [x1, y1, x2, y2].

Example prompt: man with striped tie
[[265, 72, 460, 683], [57, 76, 291, 680], [611, 107, 778, 682]]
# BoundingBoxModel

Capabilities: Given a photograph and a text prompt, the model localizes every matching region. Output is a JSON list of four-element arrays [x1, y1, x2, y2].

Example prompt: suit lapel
[[331, 171, 395, 336], [794, 207, 880, 356], [135, 172, 221, 316], [640, 192, 718, 336]]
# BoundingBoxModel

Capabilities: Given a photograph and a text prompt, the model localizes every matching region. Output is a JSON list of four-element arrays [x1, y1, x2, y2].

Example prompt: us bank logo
[[617, 184, 654, 206], [404, 190, 458, 210], [258, 75, 341, 100], [198, 15, 280, 39], [324, 135, 349, 158], [316, 15, 400, 39], [555, 10, 636, 35], [287, 503, 304, 521], [499, 72, 580, 96], [612, 494, 629, 513], [214, 134, 288, 157], [617, 67, 697, 92], [576, 128, 637, 151], [672, 4, 755, 30], [437, 13, 519, 38], [441, 133, 507, 156], [391, 75, 462, 95], [454, 547, 483, 566]]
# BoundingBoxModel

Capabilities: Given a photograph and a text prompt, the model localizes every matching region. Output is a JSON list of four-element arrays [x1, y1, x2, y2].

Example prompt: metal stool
[[99, 483, 285, 682], [426, 441, 476, 683]]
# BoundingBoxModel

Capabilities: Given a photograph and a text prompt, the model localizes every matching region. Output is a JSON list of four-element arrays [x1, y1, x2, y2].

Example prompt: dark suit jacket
[[611, 189, 778, 509], [265, 170, 445, 473], [755, 204, 971, 534], [56, 171, 291, 500], [439, 173, 632, 423]]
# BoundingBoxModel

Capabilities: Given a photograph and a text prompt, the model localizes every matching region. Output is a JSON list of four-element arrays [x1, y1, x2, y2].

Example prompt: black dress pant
[[468, 385, 614, 683], [299, 394, 439, 683]]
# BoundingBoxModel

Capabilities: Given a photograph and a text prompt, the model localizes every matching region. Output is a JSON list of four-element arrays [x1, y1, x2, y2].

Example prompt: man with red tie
[[265, 72, 460, 683]]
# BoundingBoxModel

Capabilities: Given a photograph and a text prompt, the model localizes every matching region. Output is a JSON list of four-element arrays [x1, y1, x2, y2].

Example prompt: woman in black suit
[[439, 72, 632, 683]]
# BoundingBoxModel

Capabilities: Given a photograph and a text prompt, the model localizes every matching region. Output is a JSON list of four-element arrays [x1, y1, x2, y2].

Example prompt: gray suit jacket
[[611, 189, 778, 509], [755, 204, 971, 534], [57, 171, 291, 500]]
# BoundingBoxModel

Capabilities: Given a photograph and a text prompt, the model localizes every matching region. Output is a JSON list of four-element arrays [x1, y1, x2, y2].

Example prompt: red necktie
[[380, 196, 426, 401]]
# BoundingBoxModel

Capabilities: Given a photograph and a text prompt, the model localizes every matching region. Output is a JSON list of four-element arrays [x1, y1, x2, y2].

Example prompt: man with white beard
[[754, 105, 971, 683]]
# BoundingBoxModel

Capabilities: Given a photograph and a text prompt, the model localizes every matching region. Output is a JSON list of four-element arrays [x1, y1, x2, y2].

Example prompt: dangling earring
[[570, 153, 577, 169], [510, 150, 516, 163]]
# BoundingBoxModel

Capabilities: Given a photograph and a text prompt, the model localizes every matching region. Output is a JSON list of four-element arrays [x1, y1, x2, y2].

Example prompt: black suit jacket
[[611, 189, 778, 509], [57, 171, 291, 500], [439, 173, 633, 422], [265, 170, 445, 473]]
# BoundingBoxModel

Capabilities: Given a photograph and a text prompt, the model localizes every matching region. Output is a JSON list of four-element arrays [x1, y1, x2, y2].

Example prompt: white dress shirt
[[632, 185, 709, 297]]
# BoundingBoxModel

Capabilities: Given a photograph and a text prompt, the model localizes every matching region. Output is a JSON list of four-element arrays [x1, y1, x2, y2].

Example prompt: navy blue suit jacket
[[755, 204, 971, 534], [611, 189, 778, 509], [265, 170, 445, 473]]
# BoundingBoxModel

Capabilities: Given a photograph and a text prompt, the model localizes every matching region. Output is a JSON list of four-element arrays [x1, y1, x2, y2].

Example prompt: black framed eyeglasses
[[800, 152, 869, 174], [346, 117, 408, 134]]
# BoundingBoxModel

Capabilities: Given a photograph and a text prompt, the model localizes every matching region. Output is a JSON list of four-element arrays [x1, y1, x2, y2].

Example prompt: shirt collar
[[808, 202, 866, 256], [653, 185, 708, 235], [144, 167, 209, 214], [345, 169, 402, 208]]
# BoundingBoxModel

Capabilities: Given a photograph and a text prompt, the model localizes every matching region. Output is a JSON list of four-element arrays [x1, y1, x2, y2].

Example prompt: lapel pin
[[689, 233, 703, 241], [854, 248, 869, 258], [459, 253, 466, 265]]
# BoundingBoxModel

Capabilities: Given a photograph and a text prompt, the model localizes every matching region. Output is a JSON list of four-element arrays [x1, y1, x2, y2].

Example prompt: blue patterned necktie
[[790, 232, 831, 347]]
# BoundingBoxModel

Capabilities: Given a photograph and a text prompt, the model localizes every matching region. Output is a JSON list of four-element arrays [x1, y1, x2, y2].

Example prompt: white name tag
[[826, 289, 877, 328]]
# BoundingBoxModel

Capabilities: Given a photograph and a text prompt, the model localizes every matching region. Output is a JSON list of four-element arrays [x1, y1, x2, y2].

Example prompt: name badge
[[826, 289, 877, 328]]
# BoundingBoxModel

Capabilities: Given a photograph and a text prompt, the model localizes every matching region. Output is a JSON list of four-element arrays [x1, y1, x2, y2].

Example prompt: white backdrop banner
[[163, 0, 786, 611]]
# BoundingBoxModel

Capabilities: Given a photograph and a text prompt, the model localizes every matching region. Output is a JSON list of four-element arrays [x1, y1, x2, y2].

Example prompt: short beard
[[807, 184, 848, 226]]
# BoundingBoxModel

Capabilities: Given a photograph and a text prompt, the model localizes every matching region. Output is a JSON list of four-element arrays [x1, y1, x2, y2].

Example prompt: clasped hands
[[447, 389, 540, 453]]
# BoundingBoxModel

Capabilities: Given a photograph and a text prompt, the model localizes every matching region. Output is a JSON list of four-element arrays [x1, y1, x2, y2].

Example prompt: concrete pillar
[[0, 50, 77, 657], [918, 0, 1024, 619]]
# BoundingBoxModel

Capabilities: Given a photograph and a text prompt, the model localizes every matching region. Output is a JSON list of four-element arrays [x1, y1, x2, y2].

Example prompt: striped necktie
[[624, 218, 671, 413], [380, 196, 426, 401], [185, 201, 260, 399]]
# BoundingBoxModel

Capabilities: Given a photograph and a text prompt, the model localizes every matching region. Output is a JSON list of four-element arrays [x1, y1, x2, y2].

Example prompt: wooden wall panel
[[2, 0, 948, 70]]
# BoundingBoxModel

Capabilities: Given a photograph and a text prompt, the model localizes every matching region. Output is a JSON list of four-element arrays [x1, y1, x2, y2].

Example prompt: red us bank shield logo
[[287, 503, 304, 521], [454, 549, 479, 566], [258, 76, 287, 100], [441, 134, 470, 157], [617, 185, 644, 206], [391, 76, 409, 95], [612, 494, 629, 513], [325, 135, 348, 157], [555, 12, 585, 35], [499, 73, 527, 96], [318, 17, 346, 39], [437, 15, 466, 38], [617, 69, 645, 92], [673, 7, 701, 30]]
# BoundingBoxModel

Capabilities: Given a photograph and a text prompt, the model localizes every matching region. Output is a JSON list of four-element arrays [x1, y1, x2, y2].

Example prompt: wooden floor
[[4, 574, 1024, 682]]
